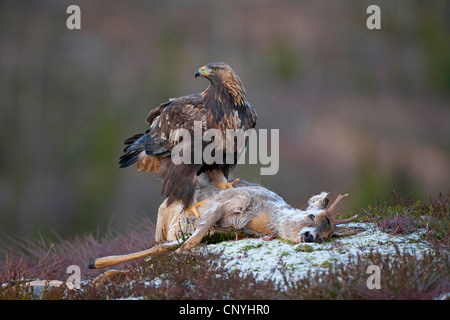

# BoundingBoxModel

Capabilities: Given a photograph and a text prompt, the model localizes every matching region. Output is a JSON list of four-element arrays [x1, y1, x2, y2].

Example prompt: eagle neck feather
[[203, 77, 247, 109]]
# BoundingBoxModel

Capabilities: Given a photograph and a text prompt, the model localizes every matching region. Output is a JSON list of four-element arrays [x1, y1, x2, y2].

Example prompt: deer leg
[[176, 190, 251, 252], [176, 203, 224, 253], [92, 270, 127, 287], [88, 241, 180, 269]]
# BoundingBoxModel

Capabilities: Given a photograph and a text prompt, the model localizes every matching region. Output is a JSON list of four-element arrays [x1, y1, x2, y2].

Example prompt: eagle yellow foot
[[216, 178, 240, 191], [185, 200, 206, 219]]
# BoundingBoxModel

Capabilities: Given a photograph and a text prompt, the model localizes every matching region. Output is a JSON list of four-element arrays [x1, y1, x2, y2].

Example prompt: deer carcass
[[90, 180, 357, 269]]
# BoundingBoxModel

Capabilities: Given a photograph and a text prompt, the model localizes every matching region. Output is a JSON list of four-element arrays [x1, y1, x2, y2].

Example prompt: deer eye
[[308, 214, 315, 221]]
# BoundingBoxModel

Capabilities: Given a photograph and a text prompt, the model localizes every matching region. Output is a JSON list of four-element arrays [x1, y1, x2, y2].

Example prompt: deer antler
[[325, 193, 358, 226], [332, 215, 358, 226], [326, 193, 348, 217]]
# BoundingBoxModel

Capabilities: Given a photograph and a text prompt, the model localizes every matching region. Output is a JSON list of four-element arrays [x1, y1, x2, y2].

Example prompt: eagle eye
[[211, 67, 218, 72]]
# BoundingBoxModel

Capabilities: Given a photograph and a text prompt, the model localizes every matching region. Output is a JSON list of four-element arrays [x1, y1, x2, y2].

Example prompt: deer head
[[298, 194, 358, 243]]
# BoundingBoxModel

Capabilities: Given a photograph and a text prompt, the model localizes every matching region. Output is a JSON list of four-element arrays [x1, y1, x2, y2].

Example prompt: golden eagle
[[119, 62, 257, 217]]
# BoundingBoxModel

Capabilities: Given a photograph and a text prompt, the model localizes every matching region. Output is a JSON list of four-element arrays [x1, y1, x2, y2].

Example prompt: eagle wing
[[145, 94, 207, 157], [119, 93, 206, 168], [224, 102, 257, 164]]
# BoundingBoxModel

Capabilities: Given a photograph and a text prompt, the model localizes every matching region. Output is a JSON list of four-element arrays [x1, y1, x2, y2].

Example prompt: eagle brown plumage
[[119, 62, 257, 217]]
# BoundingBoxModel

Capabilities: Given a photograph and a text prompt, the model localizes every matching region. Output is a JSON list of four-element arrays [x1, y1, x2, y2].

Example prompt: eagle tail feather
[[119, 149, 141, 168], [123, 133, 145, 147], [118, 133, 145, 168]]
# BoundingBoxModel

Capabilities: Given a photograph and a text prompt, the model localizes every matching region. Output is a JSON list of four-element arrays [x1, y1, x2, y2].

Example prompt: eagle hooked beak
[[195, 66, 212, 79]]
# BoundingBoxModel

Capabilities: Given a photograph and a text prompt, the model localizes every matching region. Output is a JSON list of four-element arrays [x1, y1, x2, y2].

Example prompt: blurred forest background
[[0, 0, 449, 241]]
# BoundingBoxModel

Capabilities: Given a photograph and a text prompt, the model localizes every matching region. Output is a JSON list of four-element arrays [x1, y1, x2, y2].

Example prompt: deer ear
[[307, 192, 330, 210]]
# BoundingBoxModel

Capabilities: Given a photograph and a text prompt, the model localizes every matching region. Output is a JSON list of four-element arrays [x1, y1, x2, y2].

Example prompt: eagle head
[[195, 62, 247, 106], [195, 62, 236, 83]]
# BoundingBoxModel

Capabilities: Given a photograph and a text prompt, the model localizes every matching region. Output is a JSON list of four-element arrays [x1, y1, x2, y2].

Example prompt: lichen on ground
[[203, 223, 433, 286]]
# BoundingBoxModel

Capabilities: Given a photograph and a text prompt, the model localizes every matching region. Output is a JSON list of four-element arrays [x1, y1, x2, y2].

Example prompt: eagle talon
[[185, 200, 206, 219], [216, 178, 240, 190]]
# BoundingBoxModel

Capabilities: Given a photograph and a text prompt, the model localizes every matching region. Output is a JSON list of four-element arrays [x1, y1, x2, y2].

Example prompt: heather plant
[[361, 191, 449, 247], [1, 192, 449, 300]]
